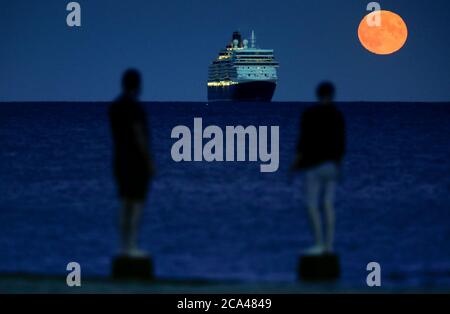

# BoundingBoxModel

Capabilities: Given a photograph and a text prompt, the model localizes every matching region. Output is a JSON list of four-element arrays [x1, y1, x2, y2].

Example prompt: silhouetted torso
[[109, 94, 150, 199], [296, 104, 345, 169]]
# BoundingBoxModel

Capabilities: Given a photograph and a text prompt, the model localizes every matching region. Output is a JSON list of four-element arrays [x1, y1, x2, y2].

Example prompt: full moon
[[358, 10, 408, 55]]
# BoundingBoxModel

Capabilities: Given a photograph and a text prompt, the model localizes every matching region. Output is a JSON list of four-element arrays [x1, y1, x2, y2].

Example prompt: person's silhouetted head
[[316, 81, 335, 104], [122, 69, 141, 97]]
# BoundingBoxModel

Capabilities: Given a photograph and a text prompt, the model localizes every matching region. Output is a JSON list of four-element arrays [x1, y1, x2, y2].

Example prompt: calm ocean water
[[0, 102, 449, 288]]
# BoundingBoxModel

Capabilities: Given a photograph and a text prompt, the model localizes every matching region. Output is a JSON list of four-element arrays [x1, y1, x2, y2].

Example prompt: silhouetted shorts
[[114, 162, 150, 201], [305, 161, 339, 209]]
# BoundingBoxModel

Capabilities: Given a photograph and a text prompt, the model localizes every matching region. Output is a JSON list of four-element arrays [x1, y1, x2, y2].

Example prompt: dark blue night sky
[[1, 0, 449, 102]]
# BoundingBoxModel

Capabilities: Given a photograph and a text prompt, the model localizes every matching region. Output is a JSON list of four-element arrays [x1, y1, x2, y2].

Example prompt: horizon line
[[0, 100, 449, 104]]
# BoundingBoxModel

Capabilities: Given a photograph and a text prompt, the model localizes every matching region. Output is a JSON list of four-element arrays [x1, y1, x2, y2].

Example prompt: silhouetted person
[[109, 69, 154, 257], [291, 82, 345, 255]]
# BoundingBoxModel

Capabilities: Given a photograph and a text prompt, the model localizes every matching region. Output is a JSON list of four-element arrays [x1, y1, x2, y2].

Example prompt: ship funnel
[[232, 31, 242, 47]]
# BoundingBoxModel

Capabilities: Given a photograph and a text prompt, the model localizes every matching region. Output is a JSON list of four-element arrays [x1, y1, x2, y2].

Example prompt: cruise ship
[[207, 31, 279, 101]]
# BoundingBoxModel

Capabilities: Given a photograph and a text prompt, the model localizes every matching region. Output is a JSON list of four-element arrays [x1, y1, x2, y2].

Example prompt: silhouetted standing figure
[[110, 69, 154, 257], [292, 82, 345, 255]]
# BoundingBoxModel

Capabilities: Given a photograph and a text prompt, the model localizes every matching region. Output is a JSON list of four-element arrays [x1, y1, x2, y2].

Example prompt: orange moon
[[358, 10, 408, 55]]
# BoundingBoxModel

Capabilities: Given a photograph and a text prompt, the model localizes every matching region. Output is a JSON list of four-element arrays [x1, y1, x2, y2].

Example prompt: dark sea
[[0, 101, 449, 289]]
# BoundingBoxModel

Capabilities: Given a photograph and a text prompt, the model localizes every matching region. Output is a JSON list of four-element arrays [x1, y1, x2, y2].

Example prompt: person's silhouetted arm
[[336, 112, 346, 165], [132, 123, 155, 177], [291, 111, 308, 172]]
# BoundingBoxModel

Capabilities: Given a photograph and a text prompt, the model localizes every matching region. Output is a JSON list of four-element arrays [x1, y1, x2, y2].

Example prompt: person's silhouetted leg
[[323, 180, 336, 253], [120, 200, 145, 256], [305, 172, 324, 255], [306, 206, 324, 254]]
